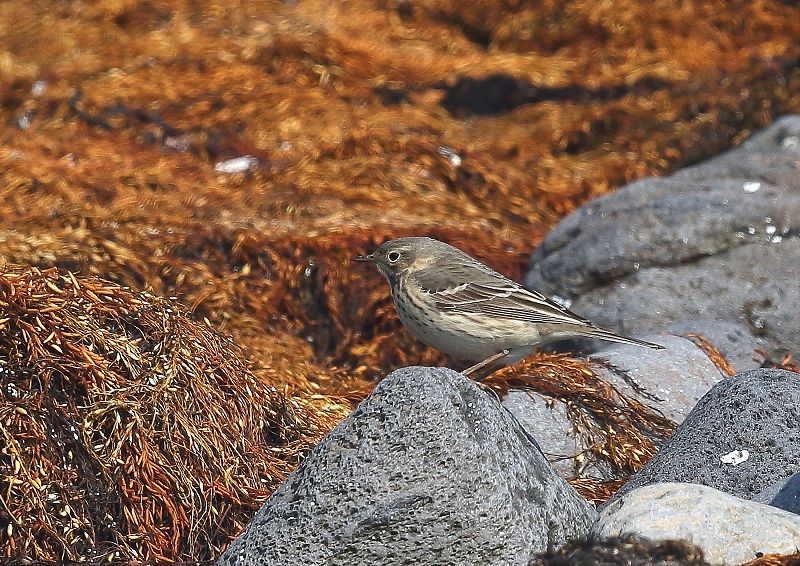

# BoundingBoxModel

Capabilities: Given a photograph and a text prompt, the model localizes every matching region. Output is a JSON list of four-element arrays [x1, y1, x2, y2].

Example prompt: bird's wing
[[411, 266, 591, 327]]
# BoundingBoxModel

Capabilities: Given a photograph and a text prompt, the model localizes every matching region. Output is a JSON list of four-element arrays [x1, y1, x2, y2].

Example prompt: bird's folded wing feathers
[[416, 275, 591, 326]]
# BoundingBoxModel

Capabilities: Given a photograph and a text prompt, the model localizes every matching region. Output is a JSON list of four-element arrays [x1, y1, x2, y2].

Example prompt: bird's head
[[352, 237, 439, 281]]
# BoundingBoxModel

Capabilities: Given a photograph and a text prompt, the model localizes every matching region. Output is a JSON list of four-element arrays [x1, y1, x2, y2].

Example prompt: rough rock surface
[[504, 335, 725, 479], [754, 472, 800, 515], [217, 367, 596, 566], [608, 369, 800, 503], [592, 483, 800, 565], [525, 115, 800, 358]]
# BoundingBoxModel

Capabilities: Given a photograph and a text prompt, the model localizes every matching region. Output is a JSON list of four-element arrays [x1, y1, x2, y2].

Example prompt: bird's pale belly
[[392, 287, 537, 363]]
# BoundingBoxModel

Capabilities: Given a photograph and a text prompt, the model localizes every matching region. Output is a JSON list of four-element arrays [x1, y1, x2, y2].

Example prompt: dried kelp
[[742, 553, 800, 566], [0, 267, 346, 563], [485, 353, 676, 481], [685, 333, 737, 378], [529, 534, 709, 566]]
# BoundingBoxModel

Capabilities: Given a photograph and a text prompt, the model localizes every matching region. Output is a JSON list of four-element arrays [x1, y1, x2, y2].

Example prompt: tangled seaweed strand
[[0, 266, 330, 563], [685, 333, 736, 378]]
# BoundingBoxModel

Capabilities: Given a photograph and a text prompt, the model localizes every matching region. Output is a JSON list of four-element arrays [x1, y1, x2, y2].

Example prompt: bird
[[353, 237, 664, 379]]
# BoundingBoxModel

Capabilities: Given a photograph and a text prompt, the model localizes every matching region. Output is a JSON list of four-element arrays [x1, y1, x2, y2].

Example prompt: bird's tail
[[580, 327, 665, 350]]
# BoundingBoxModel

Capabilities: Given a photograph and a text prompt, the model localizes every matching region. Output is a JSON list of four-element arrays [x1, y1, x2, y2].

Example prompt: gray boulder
[[502, 390, 579, 478], [592, 483, 800, 565], [525, 116, 800, 359], [608, 368, 800, 503], [217, 367, 596, 566], [754, 471, 800, 515]]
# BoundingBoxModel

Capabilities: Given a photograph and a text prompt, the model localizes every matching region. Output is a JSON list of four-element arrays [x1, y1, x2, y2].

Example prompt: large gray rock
[[525, 116, 800, 359], [592, 483, 800, 565], [608, 369, 800, 503], [754, 471, 800, 516], [502, 390, 579, 478], [217, 367, 596, 566]]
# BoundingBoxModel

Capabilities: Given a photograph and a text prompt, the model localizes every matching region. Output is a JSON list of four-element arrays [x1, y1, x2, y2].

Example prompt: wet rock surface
[[525, 116, 800, 359], [607, 369, 800, 504], [217, 367, 596, 566], [592, 483, 800, 565]]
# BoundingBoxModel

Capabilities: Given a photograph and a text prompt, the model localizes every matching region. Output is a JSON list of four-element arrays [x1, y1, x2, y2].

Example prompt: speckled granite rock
[[607, 368, 800, 504], [217, 367, 596, 566], [592, 483, 800, 565], [525, 116, 800, 359]]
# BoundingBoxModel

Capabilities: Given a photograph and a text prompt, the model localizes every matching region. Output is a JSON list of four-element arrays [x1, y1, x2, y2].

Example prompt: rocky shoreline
[[218, 366, 800, 566]]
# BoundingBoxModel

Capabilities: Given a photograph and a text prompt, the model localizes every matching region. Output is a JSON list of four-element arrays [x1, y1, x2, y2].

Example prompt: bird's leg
[[462, 349, 510, 381]]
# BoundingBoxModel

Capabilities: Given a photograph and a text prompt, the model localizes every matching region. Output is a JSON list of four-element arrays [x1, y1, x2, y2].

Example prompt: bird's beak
[[352, 254, 375, 263]]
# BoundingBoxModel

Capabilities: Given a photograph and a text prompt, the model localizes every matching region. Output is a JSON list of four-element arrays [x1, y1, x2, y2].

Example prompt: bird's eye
[[386, 251, 401, 263]]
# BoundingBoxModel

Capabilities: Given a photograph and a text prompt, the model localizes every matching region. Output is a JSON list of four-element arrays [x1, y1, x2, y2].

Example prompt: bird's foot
[[462, 349, 509, 381]]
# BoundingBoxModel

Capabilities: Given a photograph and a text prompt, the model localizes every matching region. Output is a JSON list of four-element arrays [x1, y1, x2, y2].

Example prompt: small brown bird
[[354, 237, 664, 378]]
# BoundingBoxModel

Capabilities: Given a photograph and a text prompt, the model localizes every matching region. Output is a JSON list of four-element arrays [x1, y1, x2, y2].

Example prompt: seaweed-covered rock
[[217, 367, 596, 566], [589, 335, 725, 424], [592, 483, 800, 565], [608, 369, 800, 503], [504, 335, 724, 480], [525, 116, 800, 359]]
